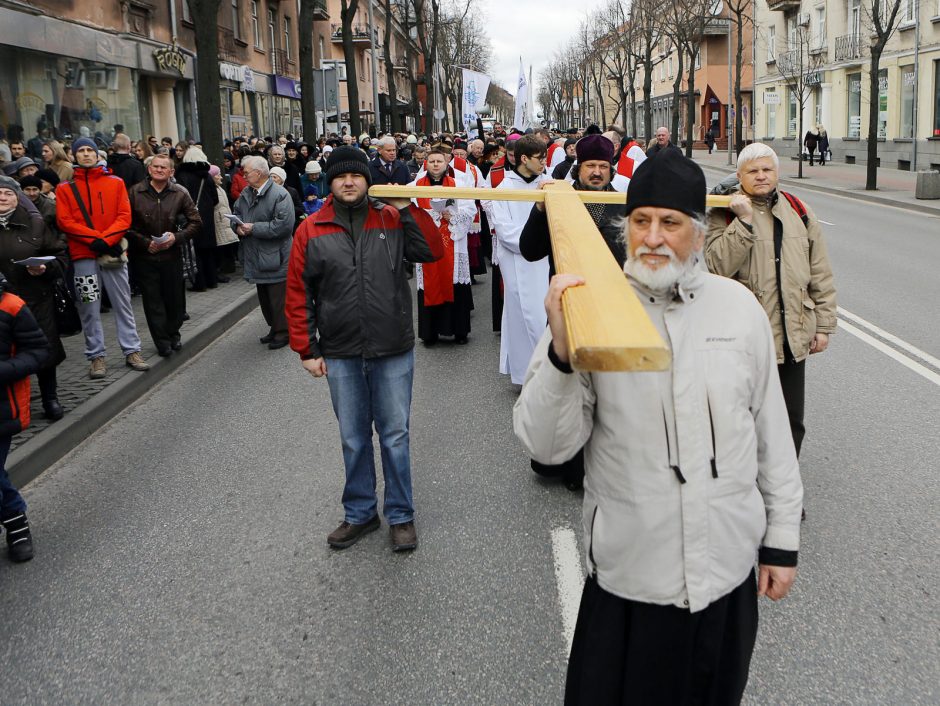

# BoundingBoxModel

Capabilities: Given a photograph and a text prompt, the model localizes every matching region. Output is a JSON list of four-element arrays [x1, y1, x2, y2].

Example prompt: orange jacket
[[55, 164, 132, 261]]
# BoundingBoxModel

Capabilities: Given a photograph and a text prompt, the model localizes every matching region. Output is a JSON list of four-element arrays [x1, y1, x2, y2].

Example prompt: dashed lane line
[[838, 307, 940, 371], [837, 319, 940, 387], [551, 526, 585, 657]]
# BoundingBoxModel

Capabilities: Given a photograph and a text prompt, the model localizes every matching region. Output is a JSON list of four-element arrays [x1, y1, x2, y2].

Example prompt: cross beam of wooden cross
[[369, 184, 730, 372]]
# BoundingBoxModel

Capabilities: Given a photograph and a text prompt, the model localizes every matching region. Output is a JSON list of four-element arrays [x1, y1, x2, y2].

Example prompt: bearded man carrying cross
[[514, 151, 803, 705]]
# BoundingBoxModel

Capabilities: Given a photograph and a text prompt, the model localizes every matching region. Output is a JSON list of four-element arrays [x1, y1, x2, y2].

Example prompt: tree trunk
[[299, 0, 317, 141], [341, 0, 362, 137], [642, 52, 653, 140], [734, 12, 744, 151], [382, 0, 400, 133], [189, 0, 223, 165], [865, 48, 882, 190], [685, 50, 696, 158], [670, 52, 683, 141]]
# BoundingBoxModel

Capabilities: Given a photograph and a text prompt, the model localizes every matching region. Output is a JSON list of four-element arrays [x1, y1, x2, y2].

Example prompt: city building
[[753, 0, 940, 170]]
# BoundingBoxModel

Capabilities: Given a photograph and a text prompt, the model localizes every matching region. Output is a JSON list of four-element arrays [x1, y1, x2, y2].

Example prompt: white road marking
[[551, 526, 585, 656], [838, 307, 940, 370], [819, 219, 836, 225], [838, 320, 940, 387]]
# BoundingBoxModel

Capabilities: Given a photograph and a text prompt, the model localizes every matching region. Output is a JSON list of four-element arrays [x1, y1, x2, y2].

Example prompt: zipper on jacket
[[662, 407, 685, 484], [98, 191, 105, 216], [588, 505, 598, 579], [379, 232, 394, 271], [707, 394, 719, 479]]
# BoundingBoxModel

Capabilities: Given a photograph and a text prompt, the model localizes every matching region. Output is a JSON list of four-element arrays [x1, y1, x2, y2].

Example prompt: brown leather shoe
[[125, 352, 150, 371], [327, 516, 380, 549], [390, 521, 417, 552], [89, 357, 107, 379]]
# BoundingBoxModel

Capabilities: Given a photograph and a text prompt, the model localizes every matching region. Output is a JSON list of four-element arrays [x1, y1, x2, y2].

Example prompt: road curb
[[697, 163, 940, 217], [10, 289, 259, 489]]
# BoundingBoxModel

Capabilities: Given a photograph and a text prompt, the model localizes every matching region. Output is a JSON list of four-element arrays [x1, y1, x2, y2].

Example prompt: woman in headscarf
[[174, 147, 220, 290]]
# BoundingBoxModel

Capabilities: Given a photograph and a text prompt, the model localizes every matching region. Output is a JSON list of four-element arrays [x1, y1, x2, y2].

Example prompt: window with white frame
[[903, 0, 914, 22], [232, 0, 241, 39], [268, 8, 277, 56], [283, 16, 292, 61], [768, 25, 776, 62], [787, 15, 798, 50], [848, 0, 860, 37], [251, 1, 262, 49], [815, 8, 826, 48]]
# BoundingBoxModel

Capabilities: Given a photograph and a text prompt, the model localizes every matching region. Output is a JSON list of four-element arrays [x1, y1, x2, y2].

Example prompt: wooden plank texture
[[369, 184, 731, 209], [542, 181, 671, 372]]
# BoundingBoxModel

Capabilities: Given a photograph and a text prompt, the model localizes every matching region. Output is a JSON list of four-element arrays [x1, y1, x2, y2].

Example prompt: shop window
[[900, 66, 914, 139], [847, 72, 861, 137], [765, 89, 777, 138]]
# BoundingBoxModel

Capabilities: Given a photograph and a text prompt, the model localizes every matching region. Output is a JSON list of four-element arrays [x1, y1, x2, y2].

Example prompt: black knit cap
[[325, 145, 372, 185], [625, 149, 706, 217]]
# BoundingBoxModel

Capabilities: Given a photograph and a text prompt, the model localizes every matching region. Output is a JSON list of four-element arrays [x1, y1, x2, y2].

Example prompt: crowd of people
[[0, 117, 837, 704]]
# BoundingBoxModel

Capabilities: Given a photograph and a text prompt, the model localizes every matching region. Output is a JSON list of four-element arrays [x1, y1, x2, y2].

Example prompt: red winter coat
[[55, 164, 132, 262]]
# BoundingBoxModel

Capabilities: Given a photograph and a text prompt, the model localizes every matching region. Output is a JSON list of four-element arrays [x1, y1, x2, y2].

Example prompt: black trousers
[[136, 256, 186, 349], [256, 281, 288, 340], [777, 357, 806, 457], [193, 246, 219, 289], [566, 572, 758, 706]]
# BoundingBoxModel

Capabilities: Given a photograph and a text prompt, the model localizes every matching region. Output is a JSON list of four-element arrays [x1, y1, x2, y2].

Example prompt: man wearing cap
[[368, 136, 410, 186], [285, 146, 443, 553], [56, 136, 149, 378], [550, 139, 578, 180], [514, 150, 803, 704], [2, 157, 39, 181]]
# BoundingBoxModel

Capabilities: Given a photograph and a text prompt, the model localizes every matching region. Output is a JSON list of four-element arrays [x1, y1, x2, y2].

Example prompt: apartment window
[[283, 16, 292, 61], [668, 56, 673, 78], [900, 66, 915, 138], [847, 72, 862, 137], [182, 0, 192, 23], [268, 8, 277, 55], [787, 16, 798, 49], [903, 0, 914, 22], [815, 8, 826, 48], [318, 37, 325, 67], [251, 1, 262, 49], [767, 26, 776, 62], [232, 0, 241, 39], [695, 47, 702, 70], [848, 0, 860, 37], [934, 60, 940, 136]]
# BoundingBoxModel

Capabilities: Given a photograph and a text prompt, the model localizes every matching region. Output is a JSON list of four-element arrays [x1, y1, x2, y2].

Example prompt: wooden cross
[[370, 183, 732, 372]]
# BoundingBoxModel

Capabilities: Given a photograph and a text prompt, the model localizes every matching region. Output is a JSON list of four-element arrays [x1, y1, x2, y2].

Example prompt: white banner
[[513, 58, 529, 131], [461, 69, 491, 133]]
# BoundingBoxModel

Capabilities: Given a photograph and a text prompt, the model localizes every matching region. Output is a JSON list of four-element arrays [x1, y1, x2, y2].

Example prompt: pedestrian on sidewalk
[[285, 145, 442, 552], [705, 126, 716, 154], [0, 176, 68, 420], [55, 137, 149, 379], [0, 272, 51, 563], [705, 143, 836, 480], [515, 151, 803, 705], [125, 153, 201, 357], [816, 125, 829, 166], [175, 148, 221, 292], [803, 129, 819, 166], [232, 155, 295, 349]]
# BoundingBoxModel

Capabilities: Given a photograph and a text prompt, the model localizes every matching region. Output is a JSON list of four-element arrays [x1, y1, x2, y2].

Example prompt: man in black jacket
[[518, 134, 628, 491], [286, 146, 442, 553], [369, 136, 411, 185], [126, 153, 201, 356], [106, 134, 146, 190]]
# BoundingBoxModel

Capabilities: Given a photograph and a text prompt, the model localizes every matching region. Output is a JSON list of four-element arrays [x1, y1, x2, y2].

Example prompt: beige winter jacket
[[705, 190, 837, 363]]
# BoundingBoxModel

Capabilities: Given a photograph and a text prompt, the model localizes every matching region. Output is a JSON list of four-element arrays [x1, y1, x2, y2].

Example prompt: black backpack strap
[[68, 182, 95, 230], [780, 191, 809, 227]]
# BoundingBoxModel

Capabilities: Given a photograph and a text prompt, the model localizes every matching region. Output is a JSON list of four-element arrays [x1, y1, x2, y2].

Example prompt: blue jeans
[[324, 350, 415, 525], [0, 436, 26, 518]]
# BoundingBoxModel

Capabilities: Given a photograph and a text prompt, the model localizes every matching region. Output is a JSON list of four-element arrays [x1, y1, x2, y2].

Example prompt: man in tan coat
[[706, 143, 836, 468]]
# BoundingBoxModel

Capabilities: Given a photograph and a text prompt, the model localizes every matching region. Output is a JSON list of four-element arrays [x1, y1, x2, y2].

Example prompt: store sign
[[274, 75, 302, 100], [805, 71, 822, 86], [153, 40, 186, 76], [764, 92, 781, 105], [219, 63, 256, 93]]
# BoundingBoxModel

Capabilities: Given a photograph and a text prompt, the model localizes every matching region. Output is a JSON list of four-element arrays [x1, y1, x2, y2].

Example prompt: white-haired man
[[232, 156, 295, 348], [705, 143, 836, 482], [369, 136, 411, 185], [514, 150, 803, 704]]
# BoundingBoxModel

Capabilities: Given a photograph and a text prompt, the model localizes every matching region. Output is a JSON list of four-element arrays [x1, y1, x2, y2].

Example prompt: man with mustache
[[514, 150, 803, 704]]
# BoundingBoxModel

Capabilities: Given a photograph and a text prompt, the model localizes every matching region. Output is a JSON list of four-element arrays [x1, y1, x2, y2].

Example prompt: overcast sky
[[479, 0, 609, 99]]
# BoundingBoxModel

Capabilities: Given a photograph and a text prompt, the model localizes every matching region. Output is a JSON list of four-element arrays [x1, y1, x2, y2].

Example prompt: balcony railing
[[767, 0, 801, 10], [313, 0, 329, 20], [834, 34, 861, 61], [330, 24, 377, 44], [218, 27, 238, 63], [776, 50, 798, 75], [272, 48, 290, 74]]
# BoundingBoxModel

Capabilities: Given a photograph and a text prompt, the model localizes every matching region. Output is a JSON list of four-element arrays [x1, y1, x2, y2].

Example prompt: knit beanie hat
[[18, 175, 42, 190], [305, 160, 322, 175], [0, 175, 21, 193], [36, 168, 60, 188], [269, 166, 287, 183], [71, 136, 97, 154], [325, 145, 372, 185], [576, 134, 614, 164], [625, 149, 706, 217]]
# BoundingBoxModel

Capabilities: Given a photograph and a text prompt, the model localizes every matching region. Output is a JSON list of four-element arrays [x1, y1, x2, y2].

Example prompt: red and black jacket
[[0, 285, 50, 436], [286, 196, 443, 360]]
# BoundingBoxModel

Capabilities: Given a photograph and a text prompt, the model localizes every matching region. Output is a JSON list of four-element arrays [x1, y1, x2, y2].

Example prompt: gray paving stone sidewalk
[[15, 271, 255, 453]]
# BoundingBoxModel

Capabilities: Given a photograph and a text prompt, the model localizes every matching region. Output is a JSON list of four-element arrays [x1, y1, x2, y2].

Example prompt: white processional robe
[[489, 169, 550, 384]]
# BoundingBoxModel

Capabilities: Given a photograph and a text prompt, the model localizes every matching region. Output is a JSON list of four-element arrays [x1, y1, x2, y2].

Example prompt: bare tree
[[186, 0, 223, 164], [596, 0, 633, 130], [381, 0, 400, 133], [776, 19, 824, 178], [864, 0, 905, 190], [339, 0, 363, 137], [299, 0, 319, 141], [725, 0, 752, 151]]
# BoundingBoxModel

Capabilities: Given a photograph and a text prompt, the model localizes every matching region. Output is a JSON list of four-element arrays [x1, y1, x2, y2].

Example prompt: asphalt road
[[1, 191, 938, 704]]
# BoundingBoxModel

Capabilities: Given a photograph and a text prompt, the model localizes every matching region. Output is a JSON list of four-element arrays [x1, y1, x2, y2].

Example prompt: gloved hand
[[106, 241, 124, 257], [89, 239, 110, 255]]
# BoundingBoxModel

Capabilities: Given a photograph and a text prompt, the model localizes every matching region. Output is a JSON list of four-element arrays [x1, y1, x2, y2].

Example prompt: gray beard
[[624, 251, 699, 295]]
